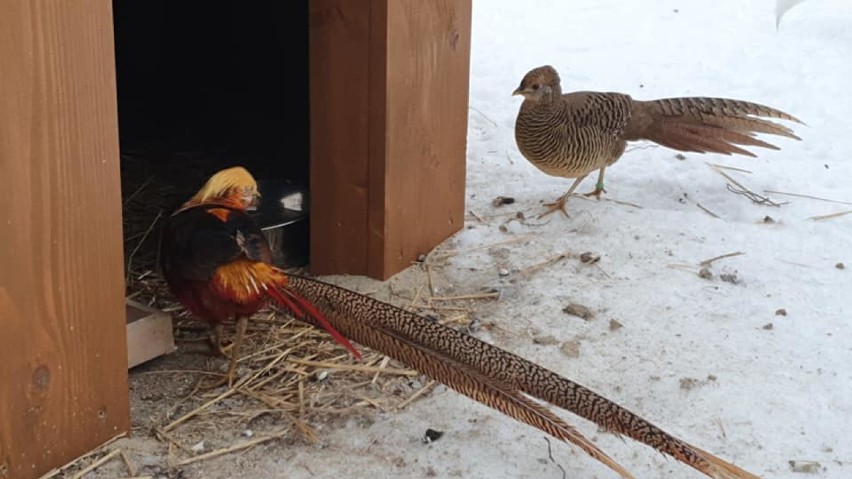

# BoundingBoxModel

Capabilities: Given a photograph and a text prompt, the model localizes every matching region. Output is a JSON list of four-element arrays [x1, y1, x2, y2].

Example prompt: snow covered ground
[[290, 1, 852, 478], [442, 1, 852, 477]]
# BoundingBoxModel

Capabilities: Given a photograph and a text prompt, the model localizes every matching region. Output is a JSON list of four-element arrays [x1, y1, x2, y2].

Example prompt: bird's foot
[[582, 182, 607, 200], [205, 344, 240, 389], [207, 331, 229, 357], [538, 196, 570, 219], [207, 374, 232, 390]]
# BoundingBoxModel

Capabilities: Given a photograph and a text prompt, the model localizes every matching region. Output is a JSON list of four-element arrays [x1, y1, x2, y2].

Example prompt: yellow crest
[[189, 166, 258, 204]]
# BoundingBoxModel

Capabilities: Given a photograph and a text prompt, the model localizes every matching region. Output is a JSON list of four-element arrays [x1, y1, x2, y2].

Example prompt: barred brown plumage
[[287, 274, 761, 479], [513, 65, 803, 217]]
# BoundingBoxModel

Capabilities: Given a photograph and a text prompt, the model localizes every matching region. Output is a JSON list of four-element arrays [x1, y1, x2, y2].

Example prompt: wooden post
[[0, 2, 130, 478], [309, 0, 471, 280]]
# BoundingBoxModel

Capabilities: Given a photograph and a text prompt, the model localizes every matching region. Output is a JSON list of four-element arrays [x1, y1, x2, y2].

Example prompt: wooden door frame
[[309, 0, 472, 280], [0, 2, 130, 478]]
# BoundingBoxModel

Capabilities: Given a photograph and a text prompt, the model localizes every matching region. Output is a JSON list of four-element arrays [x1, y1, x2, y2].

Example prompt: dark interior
[[113, 1, 311, 275]]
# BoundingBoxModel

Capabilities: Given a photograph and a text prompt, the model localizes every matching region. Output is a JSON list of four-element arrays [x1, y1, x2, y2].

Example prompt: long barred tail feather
[[286, 274, 761, 479], [265, 285, 362, 360]]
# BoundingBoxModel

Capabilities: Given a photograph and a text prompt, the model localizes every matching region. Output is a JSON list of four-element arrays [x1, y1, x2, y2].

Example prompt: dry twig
[[764, 190, 852, 206], [710, 165, 784, 206], [431, 236, 533, 261], [808, 210, 852, 221], [696, 203, 721, 219], [175, 430, 289, 466], [700, 251, 746, 267], [68, 449, 123, 479], [398, 380, 438, 409], [518, 252, 571, 277], [39, 433, 126, 479]]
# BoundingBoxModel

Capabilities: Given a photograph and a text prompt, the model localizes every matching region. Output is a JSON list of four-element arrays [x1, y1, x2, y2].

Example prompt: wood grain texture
[[309, 0, 470, 279], [309, 0, 373, 275], [126, 300, 176, 369], [379, 0, 471, 278], [0, 1, 130, 478]]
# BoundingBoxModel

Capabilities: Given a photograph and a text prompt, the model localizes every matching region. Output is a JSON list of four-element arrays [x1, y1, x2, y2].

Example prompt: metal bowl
[[250, 179, 310, 267]]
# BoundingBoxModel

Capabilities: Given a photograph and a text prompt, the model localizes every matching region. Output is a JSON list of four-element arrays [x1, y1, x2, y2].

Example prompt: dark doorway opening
[[113, 1, 311, 279]]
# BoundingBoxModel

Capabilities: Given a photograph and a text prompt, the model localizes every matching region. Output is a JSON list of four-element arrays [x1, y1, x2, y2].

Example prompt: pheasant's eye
[[532, 84, 540, 90]]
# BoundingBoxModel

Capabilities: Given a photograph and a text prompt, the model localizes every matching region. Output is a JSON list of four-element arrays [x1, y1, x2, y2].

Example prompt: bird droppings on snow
[[532, 333, 559, 346], [719, 271, 741, 284], [789, 460, 823, 474], [836, 262, 845, 270], [776, 308, 789, 316], [562, 303, 594, 320], [560, 340, 582, 358], [763, 322, 775, 330], [491, 196, 516, 207], [679, 377, 704, 391], [579, 251, 601, 264], [698, 267, 714, 279], [609, 318, 624, 331]]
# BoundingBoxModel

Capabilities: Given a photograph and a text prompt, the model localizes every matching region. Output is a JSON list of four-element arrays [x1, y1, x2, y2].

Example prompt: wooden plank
[[379, 0, 471, 278], [366, 0, 389, 280], [126, 300, 176, 369], [310, 0, 471, 279], [309, 0, 373, 275], [0, 1, 130, 478]]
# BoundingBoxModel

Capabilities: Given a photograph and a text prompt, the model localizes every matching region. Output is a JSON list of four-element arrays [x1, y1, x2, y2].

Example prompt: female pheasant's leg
[[539, 175, 588, 219], [583, 168, 607, 199]]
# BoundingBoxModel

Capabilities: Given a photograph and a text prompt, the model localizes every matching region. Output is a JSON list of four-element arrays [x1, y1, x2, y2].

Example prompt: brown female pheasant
[[514, 64, 803, 217]]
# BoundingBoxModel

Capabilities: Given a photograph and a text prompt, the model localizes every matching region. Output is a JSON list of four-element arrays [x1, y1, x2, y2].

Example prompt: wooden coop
[[0, 1, 471, 478]]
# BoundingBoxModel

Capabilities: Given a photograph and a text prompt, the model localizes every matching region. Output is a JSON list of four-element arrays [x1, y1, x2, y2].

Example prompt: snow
[[299, 1, 852, 478]]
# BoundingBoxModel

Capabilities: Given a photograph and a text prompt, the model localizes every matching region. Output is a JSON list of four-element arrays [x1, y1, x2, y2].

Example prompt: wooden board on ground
[[127, 300, 177, 369]]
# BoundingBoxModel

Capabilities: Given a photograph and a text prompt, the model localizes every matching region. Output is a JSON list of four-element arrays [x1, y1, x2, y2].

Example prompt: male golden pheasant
[[161, 167, 761, 478], [159, 167, 361, 384], [513, 64, 803, 217]]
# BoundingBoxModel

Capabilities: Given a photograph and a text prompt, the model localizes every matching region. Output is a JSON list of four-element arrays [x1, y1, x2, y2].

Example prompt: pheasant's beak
[[512, 87, 524, 96], [243, 190, 260, 211]]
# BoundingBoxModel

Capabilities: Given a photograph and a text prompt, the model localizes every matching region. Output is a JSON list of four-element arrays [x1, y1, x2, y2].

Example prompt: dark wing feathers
[[160, 205, 271, 282]]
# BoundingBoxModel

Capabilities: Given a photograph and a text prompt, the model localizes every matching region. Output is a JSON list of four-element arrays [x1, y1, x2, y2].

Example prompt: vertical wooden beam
[[309, 0, 374, 275], [0, 1, 130, 478], [379, 0, 471, 279], [310, 0, 471, 280], [365, 0, 389, 280]]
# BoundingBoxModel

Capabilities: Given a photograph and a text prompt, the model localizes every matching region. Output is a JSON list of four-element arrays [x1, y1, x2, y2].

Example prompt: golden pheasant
[[513, 64, 803, 217], [159, 167, 361, 385], [160, 167, 760, 478]]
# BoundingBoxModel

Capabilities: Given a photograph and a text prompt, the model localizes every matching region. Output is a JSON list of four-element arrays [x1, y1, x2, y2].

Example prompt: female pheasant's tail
[[629, 96, 803, 157], [286, 274, 761, 479]]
